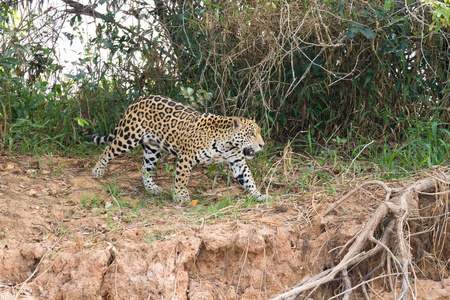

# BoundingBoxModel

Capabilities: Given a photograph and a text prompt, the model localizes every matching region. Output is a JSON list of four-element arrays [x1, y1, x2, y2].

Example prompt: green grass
[[297, 118, 450, 180], [144, 191, 172, 206], [80, 192, 104, 209], [205, 163, 231, 189], [355, 120, 450, 178]]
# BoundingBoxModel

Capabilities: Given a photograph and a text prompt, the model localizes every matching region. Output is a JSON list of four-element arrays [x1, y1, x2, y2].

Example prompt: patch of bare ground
[[0, 153, 448, 299]]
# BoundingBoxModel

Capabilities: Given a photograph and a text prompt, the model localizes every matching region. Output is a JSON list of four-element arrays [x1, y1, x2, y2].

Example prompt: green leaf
[[346, 27, 359, 39], [360, 27, 375, 40], [3, 49, 14, 57], [364, 74, 373, 87], [74, 117, 89, 127], [46, 92, 54, 100], [384, 0, 393, 10]]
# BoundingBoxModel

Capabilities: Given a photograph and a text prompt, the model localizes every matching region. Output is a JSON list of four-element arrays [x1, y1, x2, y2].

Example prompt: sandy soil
[[0, 153, 448, 299]]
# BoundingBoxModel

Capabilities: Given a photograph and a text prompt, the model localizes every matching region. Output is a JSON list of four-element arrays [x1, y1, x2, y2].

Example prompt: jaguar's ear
[[232, 117, 242, 131]]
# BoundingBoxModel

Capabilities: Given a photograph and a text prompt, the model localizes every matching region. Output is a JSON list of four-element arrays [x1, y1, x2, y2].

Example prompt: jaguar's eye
[[250, 131, 256, 137]]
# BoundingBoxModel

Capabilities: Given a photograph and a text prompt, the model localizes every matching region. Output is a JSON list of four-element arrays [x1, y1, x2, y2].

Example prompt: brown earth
[[0, 153, 448, 299]]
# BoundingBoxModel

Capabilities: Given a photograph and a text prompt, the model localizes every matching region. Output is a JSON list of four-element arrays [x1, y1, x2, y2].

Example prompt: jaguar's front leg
[[141, 144, 163, 195], [172, 154, 194, 203], [229, 158, 267, 201]]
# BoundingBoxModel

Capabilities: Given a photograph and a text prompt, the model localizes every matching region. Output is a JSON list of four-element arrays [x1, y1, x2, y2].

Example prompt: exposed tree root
[[271, 173, 450, 300]]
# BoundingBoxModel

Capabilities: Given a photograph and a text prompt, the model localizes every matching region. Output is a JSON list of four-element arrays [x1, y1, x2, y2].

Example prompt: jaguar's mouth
[[243, 147, 255, 159]]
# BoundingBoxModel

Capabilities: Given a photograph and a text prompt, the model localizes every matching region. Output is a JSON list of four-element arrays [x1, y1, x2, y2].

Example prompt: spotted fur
[[92, 95, 266, 202]]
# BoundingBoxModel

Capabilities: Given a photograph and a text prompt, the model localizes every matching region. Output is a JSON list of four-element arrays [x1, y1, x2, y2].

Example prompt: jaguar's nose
[[259, 142, 265, 149]]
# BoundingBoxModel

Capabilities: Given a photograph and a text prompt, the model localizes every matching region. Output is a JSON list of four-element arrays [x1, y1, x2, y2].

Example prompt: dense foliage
[[0, 0, 449, 168]]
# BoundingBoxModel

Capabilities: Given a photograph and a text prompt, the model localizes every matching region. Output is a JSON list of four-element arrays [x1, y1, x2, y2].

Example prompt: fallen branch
[[271, 174, 450, 300], [324, 180, 402, 216]]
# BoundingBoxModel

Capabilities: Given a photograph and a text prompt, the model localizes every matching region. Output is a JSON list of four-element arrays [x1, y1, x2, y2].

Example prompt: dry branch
[[60, 0, 152, 44], [270, 174, 450, 300]]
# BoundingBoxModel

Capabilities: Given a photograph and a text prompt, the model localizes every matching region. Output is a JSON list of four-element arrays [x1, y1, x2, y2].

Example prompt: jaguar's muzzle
[[243, 147, 255, 159]]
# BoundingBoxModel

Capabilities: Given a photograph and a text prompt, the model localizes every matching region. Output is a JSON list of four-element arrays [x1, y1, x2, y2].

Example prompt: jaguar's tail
[[91, 132, 115, 145]]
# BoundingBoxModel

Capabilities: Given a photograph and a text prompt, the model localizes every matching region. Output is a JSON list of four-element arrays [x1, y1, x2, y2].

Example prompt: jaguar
[[91, 95, 266, 203]]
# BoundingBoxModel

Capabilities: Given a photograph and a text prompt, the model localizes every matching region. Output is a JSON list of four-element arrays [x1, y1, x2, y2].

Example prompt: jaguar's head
[[230, 117, 265, 159]]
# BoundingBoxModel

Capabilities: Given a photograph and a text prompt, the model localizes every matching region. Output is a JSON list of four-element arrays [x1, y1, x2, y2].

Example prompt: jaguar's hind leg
[[92, 146, 112, 178], [142, 144, 163, 194], [92, 131, 141, 178], [172, 153, 194, 203]]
